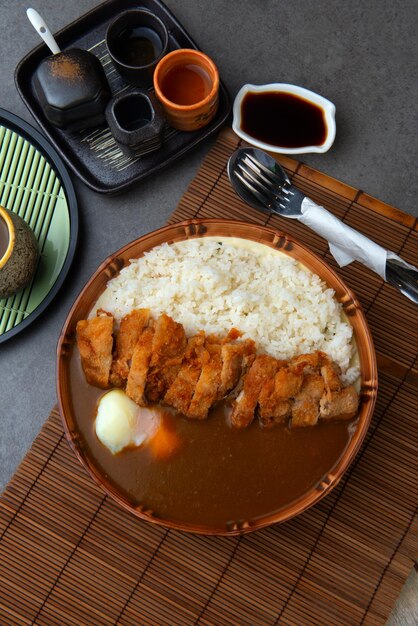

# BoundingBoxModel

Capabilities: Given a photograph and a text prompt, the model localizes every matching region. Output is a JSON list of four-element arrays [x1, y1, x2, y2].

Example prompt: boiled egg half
[[95, 389, 160, 455]]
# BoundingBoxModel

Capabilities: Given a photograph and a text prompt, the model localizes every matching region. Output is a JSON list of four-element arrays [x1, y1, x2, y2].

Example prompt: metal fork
[[231, 151, 304, 217], [228, 147, 418, 304]]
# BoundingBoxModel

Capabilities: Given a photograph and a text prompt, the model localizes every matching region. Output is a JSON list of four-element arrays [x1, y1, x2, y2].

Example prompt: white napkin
[[298, 198, 416, 280]]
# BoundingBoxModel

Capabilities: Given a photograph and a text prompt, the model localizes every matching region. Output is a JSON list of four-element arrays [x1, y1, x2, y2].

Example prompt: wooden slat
[[0, 127, 417, 626]]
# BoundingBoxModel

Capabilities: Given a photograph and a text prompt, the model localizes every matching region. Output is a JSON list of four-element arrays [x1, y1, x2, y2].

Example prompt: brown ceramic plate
[[57, 219, 377, 535]]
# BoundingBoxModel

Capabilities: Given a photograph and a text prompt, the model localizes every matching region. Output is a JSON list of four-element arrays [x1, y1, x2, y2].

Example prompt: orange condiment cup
[[153, 48, 219, 131]]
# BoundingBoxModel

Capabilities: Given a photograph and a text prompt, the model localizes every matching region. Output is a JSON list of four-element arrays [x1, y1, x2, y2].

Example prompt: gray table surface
[[0, 1, 417, 623]]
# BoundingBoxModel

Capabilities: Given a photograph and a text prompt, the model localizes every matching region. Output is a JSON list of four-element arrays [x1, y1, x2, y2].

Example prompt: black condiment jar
[[33, 48, 111, 132], [105, 90, 166, 157]]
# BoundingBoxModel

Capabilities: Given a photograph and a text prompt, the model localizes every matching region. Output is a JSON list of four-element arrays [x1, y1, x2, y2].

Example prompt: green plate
[[0, 109, 77, 342]]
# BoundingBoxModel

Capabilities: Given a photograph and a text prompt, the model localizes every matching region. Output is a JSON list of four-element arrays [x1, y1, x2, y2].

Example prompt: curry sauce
[[69, 351, 353, 530]]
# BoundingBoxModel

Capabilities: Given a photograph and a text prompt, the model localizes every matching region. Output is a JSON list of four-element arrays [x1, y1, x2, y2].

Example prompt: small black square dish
[[15, 0, 231, 194]]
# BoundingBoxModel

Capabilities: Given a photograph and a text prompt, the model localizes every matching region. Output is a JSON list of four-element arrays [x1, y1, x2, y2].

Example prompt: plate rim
[[0, 107, 78, 344], [57, 218, 377, 536]]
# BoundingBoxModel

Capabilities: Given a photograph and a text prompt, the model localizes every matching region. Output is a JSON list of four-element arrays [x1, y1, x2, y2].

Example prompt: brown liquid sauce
[[160, 64, 211, 105], [0, 214, 9, 260], [114, 26, 163, 66], [69, 351, 353, 530], [241, 91, 327, 148]]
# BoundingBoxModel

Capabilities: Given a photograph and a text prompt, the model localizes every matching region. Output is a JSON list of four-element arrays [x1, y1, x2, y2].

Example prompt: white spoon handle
[[26, 8, 61, 54]]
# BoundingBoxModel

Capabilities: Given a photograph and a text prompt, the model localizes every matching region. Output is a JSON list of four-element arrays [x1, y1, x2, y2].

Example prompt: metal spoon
[[26, 8, 61, 54], [228, 147, 418, 304]]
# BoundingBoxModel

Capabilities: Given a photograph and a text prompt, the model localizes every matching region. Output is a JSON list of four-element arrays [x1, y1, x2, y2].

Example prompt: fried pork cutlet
[[258, 380, 290, 428], [76, 313, 114, 388], [292, 373, 325, 427], [187, 339, 223, 420], [146, 314, 187, 402], [164, 332, 206, 415], [320, 360, 342, 393], [126, 327, 155, 406], [258, 363, 299, 428], [290, 351, 323, 375], [231, 355, 280, 429], [76, 309, 360, 428], [110, 309, 150, 387], [320, 385, 359, 420], [218, 338, 256, 400]]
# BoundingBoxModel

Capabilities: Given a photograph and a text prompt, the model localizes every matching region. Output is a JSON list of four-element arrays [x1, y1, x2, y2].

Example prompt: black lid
[[33, 48, 110, 129]]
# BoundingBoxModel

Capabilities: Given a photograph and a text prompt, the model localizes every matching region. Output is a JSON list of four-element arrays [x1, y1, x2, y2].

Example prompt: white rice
[[95, 237, 359, 383]]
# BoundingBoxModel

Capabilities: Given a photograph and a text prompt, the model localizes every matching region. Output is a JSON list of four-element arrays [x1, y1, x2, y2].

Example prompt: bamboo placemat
[[1, 128, 417, 626]]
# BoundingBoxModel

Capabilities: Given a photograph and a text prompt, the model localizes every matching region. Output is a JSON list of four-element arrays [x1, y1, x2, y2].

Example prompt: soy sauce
[[241, 91, 327, 148], [114, 26, 163, 66], [0, 214, 9, 261]]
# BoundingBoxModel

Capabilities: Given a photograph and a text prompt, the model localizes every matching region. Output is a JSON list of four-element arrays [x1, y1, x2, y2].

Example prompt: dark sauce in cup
[[113, 26, 163, 66], [0, 213, 10, 261], [241, 91, 327, 148]]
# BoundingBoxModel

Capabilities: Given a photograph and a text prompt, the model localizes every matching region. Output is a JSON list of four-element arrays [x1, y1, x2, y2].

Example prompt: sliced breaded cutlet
[[291, 373, 325, 427], [320, 360, 342, 393], [145, 313, 187, 402], [320, 386, 359, 421], [187, 337, 223, 420], [218, 337, 256, 400], [110, 308, 150, 387], [164, 332, 206, 415], [258, 363, 299, 428], [290, 351, 323, 374], [126, 326, 155, 406], [76, 312, 114, 388], [231, 354, 280, 429]]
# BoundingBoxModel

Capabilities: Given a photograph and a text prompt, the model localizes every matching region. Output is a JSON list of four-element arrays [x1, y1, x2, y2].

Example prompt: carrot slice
[[148, 418, 181, 460]]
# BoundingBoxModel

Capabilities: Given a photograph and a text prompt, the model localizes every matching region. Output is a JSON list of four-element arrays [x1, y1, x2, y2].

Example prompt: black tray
[[15, 0, 231, 194]]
